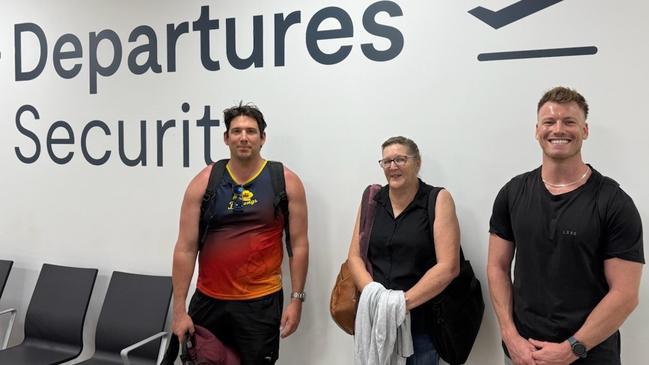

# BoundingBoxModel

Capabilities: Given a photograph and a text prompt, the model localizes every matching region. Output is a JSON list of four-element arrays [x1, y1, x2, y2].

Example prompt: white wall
[[1, 1, 647, 364]]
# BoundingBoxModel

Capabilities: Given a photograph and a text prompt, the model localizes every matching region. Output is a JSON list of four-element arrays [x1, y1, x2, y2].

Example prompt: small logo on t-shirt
[[561, 229, 577, 237]]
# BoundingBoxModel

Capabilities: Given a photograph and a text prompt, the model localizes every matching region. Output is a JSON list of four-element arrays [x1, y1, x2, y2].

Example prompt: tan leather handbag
[[329, 184, 381, 335], [329, 260, 359, 334]]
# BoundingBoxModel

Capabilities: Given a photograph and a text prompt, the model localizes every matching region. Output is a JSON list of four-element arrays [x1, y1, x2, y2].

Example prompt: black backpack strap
[[198, 159, 229, 250], [427, 186, 466, 262], [268, 161, 292, 257]]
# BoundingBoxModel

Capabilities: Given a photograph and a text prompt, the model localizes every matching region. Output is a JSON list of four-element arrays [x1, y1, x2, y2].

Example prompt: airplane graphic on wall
[[469, 0, 598, 61]]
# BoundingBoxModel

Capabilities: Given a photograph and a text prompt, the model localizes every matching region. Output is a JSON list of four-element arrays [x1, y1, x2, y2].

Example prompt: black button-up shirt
[[369, 179, 437, 333]]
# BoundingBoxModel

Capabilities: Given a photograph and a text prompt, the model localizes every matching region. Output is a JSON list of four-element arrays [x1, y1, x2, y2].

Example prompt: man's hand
[[529, 339, 577, 365], [172, 312, 195, 343], [279, 300, 302, 338], [503, 332, 538, 365]]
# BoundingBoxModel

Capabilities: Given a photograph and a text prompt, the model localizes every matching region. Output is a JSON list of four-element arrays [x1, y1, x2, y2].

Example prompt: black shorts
[[188, 289, 283, 365]]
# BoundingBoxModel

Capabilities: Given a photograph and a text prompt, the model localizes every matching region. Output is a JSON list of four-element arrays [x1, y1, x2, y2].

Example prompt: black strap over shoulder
[[197, 159, 228, 250], [198, 159, 292, 256], [268, 161, 292, 257], [426, 186, 466, 262]]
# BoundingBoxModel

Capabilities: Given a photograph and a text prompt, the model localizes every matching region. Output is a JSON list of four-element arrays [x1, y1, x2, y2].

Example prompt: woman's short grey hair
[[381, 136, 421, 160]]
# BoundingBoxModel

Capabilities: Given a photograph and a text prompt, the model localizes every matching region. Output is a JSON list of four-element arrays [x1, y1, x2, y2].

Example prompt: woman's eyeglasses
[[378, 155, 414, 169]]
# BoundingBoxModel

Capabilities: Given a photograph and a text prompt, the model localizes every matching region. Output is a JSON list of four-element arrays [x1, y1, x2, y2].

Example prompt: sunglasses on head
[[231, 185, 245, 214]]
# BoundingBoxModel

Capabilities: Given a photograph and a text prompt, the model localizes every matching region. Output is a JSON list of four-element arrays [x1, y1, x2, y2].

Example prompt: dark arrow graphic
[[478, 46, 597, 61], [469, 0, 597, 61], [469, 0, 563, 29]]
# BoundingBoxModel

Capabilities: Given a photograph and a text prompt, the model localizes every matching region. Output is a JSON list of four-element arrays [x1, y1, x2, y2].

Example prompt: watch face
[[572, 342, 587, 358]]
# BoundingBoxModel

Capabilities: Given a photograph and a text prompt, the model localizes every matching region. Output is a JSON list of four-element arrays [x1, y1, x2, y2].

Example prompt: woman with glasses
[[347, 136, 461, 365]]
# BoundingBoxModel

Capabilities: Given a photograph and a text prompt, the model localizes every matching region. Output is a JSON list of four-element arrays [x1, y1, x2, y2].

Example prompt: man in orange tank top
[[170, 103, 309, 364]]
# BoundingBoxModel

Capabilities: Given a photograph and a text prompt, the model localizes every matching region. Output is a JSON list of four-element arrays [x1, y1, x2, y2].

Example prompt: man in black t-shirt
[[488, 87, 644, 365]]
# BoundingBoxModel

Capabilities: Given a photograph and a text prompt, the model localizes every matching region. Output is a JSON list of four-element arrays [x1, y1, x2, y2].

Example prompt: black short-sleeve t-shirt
[[489, 166, 644, 362]]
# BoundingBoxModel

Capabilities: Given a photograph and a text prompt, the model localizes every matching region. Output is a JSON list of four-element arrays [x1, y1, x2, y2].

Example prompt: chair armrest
[[120, 331, 169, 365], [0, 308, 17, 350], [0, 308, 16, 316]]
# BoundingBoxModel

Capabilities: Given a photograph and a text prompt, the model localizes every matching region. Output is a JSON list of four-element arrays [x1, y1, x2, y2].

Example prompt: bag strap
[[359, 184, 381, 275], [268, 161, 293, 257], [198, 159, 292, 256], [427, 187, 466, 262], [198, 159, 229, 250]]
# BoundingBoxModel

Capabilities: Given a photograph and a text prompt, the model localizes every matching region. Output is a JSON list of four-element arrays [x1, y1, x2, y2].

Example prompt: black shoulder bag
[[427, 187, 485, 365]]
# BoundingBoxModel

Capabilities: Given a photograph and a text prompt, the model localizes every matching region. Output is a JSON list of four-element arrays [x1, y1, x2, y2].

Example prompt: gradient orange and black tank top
[[197, 161, 284, 300]]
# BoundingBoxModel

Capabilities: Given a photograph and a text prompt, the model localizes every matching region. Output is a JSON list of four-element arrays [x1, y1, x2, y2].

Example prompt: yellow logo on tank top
[[241, 189, 254, 202], [228, 188, 258, 211]]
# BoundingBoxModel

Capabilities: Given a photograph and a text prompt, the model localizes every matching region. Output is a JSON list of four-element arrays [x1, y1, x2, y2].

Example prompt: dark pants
[[406, 332, 439, 365], [189, 289, 283, 365]]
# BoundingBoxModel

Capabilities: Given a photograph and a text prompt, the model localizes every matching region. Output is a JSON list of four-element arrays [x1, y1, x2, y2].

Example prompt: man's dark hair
[[537, 86, 589, 119], [223, 102, 267, 133]]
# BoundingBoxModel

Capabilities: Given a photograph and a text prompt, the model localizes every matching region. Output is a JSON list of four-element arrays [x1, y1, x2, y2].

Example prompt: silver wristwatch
[[290, 291, 306, 302]]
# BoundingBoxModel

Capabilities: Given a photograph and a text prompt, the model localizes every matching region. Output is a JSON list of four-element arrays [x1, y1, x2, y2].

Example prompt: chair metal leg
[[0, 308, 17, 350]]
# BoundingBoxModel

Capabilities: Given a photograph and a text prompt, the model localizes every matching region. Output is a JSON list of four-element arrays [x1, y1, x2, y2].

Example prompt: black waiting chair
[[0, 259, 14, 349], [0, 263, 98, 364], [0, 260, 12, 297], [77, 271, 173, 365]]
